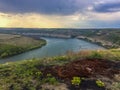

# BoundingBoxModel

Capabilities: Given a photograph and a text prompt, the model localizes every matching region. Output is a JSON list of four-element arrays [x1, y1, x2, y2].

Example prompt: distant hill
[[0, 28, 119, 48]]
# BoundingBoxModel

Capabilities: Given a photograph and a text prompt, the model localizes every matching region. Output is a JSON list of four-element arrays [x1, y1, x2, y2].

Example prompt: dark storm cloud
[[0, 0, 86, 15], [93, 1, 120, 13]]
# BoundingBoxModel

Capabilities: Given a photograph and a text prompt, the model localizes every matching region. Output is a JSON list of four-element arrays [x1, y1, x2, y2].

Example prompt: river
[[0, 37, 105, 63]]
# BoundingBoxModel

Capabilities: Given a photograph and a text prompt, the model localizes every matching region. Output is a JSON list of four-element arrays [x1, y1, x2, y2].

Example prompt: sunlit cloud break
[[0, 13, 62, 28]]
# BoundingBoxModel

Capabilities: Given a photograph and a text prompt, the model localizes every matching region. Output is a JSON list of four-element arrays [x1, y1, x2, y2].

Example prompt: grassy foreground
[[0, 34, 46, 58], [0, 49, 120, 90]]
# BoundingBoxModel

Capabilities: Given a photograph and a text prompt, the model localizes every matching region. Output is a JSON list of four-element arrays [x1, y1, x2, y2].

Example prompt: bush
[[42, 76, 58, 85], [71, 77, 81, 86], [96, 80, 105, 87]]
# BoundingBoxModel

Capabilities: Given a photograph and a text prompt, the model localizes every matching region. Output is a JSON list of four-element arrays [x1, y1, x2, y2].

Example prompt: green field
[[0, 34, 46, 58]]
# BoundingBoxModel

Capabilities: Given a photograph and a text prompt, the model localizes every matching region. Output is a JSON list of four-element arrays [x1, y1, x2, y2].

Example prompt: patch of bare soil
[[44, 59, 120, 79], [39, 59, 120, 90]]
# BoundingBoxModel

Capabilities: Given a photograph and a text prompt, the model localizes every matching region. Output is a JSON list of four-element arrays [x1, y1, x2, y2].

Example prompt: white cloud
[[0, 12, 88, 28]]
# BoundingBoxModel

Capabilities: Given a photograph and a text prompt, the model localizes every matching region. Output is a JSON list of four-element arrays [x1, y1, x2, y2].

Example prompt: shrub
[[42, 73, 58, 85], [47, 77, 58, 85], [71, 77, 81, 85], [42, 77, 58, 85], [96, 80, 105, 87], [35, 71, 43, 76], [46, 73, 52, 77]]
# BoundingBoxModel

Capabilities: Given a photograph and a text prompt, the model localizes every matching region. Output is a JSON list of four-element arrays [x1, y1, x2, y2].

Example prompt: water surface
[[0, 37, 105, 63]]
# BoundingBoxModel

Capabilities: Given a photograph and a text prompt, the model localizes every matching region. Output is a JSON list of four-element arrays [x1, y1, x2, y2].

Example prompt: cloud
[[0, 12, 62, 28], [0, 12, 88, 28], [92, 0, 120, 13], [86, 20, 120, 28], [86, 11, 120, 21], [0, 11, 120, 28], [0, 0, 120, 28], [0, 0, 88, 15]]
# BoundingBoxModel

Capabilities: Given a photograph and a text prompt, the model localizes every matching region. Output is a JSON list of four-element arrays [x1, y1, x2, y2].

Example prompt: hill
[[0, 28, 119, 48], [0, 49, 119, 90]]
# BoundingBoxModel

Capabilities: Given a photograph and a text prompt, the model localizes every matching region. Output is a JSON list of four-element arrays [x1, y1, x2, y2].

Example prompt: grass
[[0, 34, 46, 58], [0, 49, 119, 90]]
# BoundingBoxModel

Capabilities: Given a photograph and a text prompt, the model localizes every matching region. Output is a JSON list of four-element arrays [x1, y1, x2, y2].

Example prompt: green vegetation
[[71, 77, 81, 85], [96, 80, 105, 87], [0, 49, 119, 90], [88, 51, 103, 59], [42, 75, 59, 85], [0, 59, 59, 89], [0, 44, 24, 58], [0, 41, 46, 58], [0, 34, 46, 58]]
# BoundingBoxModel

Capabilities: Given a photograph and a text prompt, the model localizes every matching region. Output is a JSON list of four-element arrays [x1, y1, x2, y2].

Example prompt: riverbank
[[0, 34, 46, 58], [24, 34, 119, 49], [77, 36, 119, 49], [0, 37, 105, 62], [0, 49, 119, 90], [0, 28, 120, 49]]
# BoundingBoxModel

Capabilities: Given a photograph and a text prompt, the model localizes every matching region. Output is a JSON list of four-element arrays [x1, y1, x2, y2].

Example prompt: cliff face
[[77, 35, 119, 48]]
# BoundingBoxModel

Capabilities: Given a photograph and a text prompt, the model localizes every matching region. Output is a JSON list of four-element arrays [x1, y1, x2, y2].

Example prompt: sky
[[0, 0, 120, 28]]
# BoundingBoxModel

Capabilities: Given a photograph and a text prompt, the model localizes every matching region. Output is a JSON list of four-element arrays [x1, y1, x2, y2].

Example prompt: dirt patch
[[43, 59, 120, 79], [37, 59, 120, 90]]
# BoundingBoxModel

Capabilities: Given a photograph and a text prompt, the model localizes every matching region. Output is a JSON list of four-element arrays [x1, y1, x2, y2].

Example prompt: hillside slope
[[0, 49, 119, 90]]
